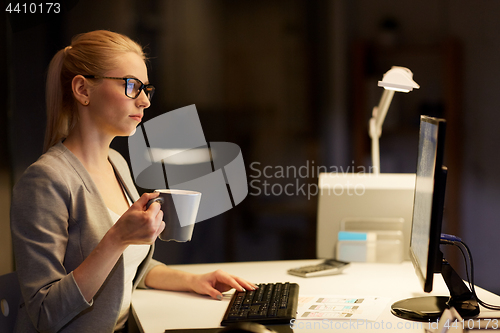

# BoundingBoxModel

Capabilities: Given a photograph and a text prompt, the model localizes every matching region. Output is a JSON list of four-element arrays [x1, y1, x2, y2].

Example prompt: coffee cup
[[146, 189, 202, 242]]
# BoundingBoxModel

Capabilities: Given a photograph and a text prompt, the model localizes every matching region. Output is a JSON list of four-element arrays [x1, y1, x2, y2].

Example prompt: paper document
[[296, 295, 390, 322]]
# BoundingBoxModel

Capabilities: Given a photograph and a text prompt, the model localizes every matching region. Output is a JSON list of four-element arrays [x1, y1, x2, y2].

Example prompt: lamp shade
[[378, 66, 420, 92]]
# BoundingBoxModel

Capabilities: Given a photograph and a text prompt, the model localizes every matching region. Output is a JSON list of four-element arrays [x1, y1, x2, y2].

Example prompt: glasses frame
[[83, 75, 155, 101]]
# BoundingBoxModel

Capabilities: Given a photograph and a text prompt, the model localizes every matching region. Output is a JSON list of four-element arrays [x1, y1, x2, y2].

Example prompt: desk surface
[[132, 260, 500, 332]]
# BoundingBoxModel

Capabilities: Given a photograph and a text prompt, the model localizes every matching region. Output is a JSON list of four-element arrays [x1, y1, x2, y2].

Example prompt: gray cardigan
[[10, 142, 164, 333]]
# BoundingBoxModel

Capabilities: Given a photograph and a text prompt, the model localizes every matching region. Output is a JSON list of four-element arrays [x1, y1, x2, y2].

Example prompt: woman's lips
[[130, 115, 142, 122]]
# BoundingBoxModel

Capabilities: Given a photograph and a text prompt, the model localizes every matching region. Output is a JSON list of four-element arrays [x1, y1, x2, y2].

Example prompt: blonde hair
[[44, 30, 145, 152]]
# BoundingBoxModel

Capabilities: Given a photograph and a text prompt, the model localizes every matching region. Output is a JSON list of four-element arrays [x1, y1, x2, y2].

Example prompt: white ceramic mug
[[146, 189, 201, 242]]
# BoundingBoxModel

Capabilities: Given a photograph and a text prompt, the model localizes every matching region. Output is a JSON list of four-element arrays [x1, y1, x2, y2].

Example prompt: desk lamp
[[317, 67, 419, 263], [369, 66, 420, 174]]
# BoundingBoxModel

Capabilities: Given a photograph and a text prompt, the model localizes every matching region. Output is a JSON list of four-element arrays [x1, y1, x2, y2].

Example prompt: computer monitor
[[391, 115, 479, 322]]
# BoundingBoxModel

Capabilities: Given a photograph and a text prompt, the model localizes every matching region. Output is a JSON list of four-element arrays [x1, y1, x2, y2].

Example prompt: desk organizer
[[336, 230, 403, 263]]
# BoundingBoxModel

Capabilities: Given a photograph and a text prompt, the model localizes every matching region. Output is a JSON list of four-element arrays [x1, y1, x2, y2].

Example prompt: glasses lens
[[144, 86, 155, 101], [125, 79, 140, 98]]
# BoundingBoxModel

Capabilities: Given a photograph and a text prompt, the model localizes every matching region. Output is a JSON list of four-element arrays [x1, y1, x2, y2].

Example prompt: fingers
[[153, 220, 166, 239], [206, 288, 224, 301], [191, 271, 258, 301], [150, 203, 164, 238], [118, 192, 164, 244], [136, 192, 162, 219], [233, 277, 259, 292], [141, 193, 164, 239], [135, 192, 160, 210], [213, 270, 258, 293]]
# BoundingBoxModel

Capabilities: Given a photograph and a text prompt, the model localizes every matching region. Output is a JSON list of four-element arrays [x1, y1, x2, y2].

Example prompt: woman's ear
[[72, 75, 90, 106]]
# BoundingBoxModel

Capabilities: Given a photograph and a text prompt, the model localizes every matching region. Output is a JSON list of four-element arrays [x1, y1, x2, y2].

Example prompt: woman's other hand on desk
[[111, 192, 165, 245], [145, 266, 257, 300], [191, 269, 258, 301]]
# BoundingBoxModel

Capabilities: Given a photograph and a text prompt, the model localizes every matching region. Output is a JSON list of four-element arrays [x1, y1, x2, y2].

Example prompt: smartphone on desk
[[287, 259, 350, 278]]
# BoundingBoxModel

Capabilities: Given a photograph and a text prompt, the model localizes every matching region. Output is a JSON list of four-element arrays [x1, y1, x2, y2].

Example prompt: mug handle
[[146, 196, 164, 209]]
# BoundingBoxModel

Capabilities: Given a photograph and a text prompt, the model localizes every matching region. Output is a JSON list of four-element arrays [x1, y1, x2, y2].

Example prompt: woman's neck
[[63, 128, 114, 173]]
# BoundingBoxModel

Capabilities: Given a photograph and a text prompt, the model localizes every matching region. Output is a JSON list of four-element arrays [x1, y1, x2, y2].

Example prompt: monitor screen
[[409, 116, 445, 292]]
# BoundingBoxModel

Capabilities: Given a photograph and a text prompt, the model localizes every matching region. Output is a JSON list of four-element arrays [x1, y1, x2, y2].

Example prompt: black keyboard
[[221, 282, 299, 326]]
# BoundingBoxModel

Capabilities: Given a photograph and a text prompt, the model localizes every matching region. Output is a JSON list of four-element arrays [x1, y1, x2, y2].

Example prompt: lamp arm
[[369, 89, 395, 175], [373, 89, 395, 134], [370, 122, 380, 174]]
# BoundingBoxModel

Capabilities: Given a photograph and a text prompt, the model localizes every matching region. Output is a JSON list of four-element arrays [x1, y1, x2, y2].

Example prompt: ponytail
[[44, 48, 73, 152]]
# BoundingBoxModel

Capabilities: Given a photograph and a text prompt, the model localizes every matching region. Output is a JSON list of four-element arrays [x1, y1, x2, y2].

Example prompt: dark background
[[2, 0, 500, 295]]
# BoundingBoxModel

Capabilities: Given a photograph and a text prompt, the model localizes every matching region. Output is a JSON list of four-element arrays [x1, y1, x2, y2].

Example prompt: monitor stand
[[391, 258, 479, 321]]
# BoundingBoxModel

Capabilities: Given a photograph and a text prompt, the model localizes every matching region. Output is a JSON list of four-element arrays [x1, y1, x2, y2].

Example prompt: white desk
[[132, 260, 500, 332]]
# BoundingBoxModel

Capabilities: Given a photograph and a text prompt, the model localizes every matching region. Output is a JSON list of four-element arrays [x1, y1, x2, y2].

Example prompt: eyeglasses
[[83, 75, 155, 101]]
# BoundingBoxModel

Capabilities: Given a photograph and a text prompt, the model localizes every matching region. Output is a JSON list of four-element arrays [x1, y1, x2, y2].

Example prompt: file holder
[[316, 173, 415, 261], [336, 230, 404, 263]]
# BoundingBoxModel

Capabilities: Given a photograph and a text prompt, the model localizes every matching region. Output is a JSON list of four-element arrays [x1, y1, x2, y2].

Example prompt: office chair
[[0, 272, 21, 333]]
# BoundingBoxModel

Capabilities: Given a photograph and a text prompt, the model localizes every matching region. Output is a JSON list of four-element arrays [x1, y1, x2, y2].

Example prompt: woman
[[10, 30, 256, 333]]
